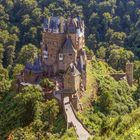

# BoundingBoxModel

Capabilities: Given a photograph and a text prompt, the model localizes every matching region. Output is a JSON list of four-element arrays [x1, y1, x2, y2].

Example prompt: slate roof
[[69, 63, 80, 76], [76, 56, 83, 73], [60, 37, 76, 54], [76, 54, 86, 73], [44, 18, 49, 29], [25, 58, 43, 73], [43, 16, 85, 34]]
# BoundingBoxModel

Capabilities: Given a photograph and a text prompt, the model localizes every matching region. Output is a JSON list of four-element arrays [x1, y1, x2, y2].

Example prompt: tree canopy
[[1, 0, 140, 139]]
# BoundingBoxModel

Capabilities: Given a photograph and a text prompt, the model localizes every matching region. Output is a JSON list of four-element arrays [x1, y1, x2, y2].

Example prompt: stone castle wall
[[42, 32, 66, 65], [110, 63, 133, 86]]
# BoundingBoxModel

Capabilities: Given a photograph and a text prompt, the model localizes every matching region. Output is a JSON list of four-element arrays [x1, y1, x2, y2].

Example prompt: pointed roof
[[60, 37, 76, 54], [66, 63, 80, 76], [76, 55, 84, 73], [25, 58, 43, 73]]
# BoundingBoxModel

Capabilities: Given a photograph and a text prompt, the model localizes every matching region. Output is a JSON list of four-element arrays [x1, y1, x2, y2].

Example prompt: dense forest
[[0, 0, 140, 139]]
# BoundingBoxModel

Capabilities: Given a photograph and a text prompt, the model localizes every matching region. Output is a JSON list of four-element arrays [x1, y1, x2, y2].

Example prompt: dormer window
[[59, 53, 63, 61]]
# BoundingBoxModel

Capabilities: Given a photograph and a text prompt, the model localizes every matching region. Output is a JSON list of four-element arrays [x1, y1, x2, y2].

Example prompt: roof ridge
[[60, 37, 76, 54]]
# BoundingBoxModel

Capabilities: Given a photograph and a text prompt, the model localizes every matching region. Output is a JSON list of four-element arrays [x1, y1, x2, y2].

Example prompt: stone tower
[[64, 63, 81, 93], [41, 16, 86, 77], [125, 62, 133, 86]]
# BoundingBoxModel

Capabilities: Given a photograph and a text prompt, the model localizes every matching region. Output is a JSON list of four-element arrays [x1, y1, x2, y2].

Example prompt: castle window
[[43, 55, 48, 59], [59, 53, 63, 61], [43, 47, 48, 59]]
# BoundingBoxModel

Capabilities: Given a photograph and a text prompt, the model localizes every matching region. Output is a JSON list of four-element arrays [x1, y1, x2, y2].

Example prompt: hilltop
[[0, 0, 140, 140]]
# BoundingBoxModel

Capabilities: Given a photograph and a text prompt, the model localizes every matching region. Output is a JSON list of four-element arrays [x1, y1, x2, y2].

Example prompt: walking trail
[[53, 80, 90, 140], [63, 97, 90, 140]]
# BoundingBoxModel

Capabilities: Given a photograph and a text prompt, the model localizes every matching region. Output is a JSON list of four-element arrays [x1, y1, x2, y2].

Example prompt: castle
[[41, 16, 87, 89], [17, 16, 87, 110], [17, 16, 134, 111], [15, 16, 134, 139]]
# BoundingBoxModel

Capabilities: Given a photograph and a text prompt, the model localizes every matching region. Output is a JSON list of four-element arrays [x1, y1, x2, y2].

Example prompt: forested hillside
[[0, 0, 140, 70], [78, 60, 140, 139], [1, 0, 140, 140]]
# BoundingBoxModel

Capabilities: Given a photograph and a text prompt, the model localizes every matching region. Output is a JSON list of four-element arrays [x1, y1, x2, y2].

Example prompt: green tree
[[0, 65, 11, 95], [96, 47, 106, 59], [4, 45, 15, 67], [134, 61, 140, 84], [111, 16, 121, 30], [86, 34, 97, 51], [13, 64, 24, 78], [0, 44, 4, 64], [110, 32, 126, 46], [41, 99, 59, 126], [108, 47, 134, 70], [102, 12, 112, 30], [0, 4, 9, 30], [40, 78, 55, 91], [18, 44, 38, 64]]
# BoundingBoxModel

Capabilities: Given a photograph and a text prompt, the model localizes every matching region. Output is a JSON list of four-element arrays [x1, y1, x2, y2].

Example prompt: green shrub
[[40, 78, 55, 90]]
